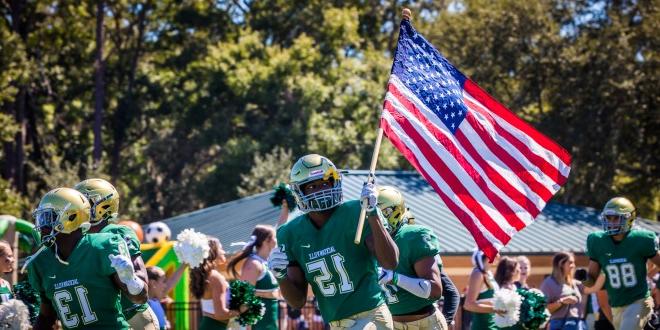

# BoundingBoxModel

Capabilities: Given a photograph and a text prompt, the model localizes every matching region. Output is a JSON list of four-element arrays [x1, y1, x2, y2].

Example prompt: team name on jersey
[[609, 257, 628, 264], [54, 279, 80, 290], [308, 246, 337, 261]]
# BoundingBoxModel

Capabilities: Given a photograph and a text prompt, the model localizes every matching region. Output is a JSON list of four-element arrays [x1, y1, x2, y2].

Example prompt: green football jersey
[[586, 229, 659, 307], [383, 225, 441, 315], [99, 223, 148, 319], [277, 200, 385, 322], [28, 233, 130, 329]]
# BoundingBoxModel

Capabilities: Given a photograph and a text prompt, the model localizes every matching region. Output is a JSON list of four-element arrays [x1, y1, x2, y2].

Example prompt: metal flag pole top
[[354, 8, 412, 244]]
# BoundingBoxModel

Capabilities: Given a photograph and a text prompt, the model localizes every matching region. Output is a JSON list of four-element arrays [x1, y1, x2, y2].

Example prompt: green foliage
[[0, 0, 657, 221], [0, 178, 29, 218]]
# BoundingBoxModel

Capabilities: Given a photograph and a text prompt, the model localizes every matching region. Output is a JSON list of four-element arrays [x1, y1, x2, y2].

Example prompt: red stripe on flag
[[463, 80, 572, 167], [454, 129, 542, 218], [463, 111, 554, 201], [383, 100, 513, 244], [464, 97, 568, 186], [386, 85, 528, 230], [380, 116, 500, 259]]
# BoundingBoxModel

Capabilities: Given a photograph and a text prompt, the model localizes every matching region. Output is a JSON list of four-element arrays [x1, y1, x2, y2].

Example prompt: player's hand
[[574, 268, 587, 281], [109, 254, 145, 295], [109, 254, 135, 281], [268, 246, 289, 279], [378, 267, 395, 285], [361, 182, 378, 212]]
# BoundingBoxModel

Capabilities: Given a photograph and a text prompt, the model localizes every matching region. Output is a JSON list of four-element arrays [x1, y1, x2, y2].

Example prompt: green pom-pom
[[516, 288, 549, 330], [228, 280, 265, 326], [12, 281, 41, 325], [270, 183, 297, 211]]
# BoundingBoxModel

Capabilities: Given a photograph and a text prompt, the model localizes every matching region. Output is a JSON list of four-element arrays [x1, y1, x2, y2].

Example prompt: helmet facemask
[[292, 176, 343, 212], [600, 211, 634, 235], [88, 192, 118, 225]]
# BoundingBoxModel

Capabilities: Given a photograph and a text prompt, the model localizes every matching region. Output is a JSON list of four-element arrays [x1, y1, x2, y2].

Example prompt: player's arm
[[378, 255, 442, 299], [463, 270, 495, 313], [362, 182, 398, 269], [365, 213, 399, 269], [582, 260, 601, 287], [112, 272, 148, 303], [596, 287, 613, 323], [277, 264, 308, 309], [34, 295, 58, 330], [440, 271, 460, 324]]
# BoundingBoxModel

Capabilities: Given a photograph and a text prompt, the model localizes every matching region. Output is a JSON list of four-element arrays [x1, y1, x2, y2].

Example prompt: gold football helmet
[[33, 188, 91, 244], [74, 178, 119, 225]]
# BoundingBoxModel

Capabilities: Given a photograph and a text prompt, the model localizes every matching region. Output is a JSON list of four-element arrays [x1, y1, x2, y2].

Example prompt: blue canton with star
[[391, 20, 468, 134]]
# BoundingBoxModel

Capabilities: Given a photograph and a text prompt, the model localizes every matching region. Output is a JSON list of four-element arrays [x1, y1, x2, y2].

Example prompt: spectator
[[540, 252, 595, 330], [0, 240, 14, 302], [515, 256, 531, 289], [146, 265, 186, 330], [464, 250, 499, 330], [494, 256, 521, 290], [190, 237, 245, 329]]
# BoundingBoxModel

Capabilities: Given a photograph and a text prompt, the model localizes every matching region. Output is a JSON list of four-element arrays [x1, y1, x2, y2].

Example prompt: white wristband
[[396, 273, 432, 299], [125, 276, 145, 295]]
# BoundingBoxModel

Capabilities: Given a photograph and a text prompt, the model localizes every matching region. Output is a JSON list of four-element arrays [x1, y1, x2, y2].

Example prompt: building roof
[[161, 170, 660, 255]]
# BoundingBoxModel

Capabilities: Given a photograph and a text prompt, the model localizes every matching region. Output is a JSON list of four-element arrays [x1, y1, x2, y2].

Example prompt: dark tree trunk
[[94, 0, 106, 166]]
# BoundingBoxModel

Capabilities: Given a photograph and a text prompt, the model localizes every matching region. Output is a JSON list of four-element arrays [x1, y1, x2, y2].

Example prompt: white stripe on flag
[[463, 92, 571, 178], [386, 84, 534, 228], [381, 109, 506, 250]]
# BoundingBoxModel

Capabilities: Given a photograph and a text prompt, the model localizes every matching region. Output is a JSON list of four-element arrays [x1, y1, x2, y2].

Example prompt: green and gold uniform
[[586, 230, 658, 307], [383, 225, 441, 315], [98, 223, 149, 319], [28, 233, 130, 329], [277, 200, 385, 322], [251, 254, 279, 330]]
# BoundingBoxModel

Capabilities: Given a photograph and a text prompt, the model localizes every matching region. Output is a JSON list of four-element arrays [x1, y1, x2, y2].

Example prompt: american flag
[[381, 20, 571, 260]]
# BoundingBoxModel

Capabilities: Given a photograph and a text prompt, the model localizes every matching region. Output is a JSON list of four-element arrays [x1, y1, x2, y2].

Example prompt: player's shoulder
[[87, 232, 123, 248], [341, 199, 362, 212], [276, 212, 306, 240], [587, 230, 608, 242], [629, 228, 657, 241]]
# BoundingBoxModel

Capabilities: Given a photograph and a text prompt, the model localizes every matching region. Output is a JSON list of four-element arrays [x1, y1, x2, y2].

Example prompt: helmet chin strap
[[54, 244, 70, 266]]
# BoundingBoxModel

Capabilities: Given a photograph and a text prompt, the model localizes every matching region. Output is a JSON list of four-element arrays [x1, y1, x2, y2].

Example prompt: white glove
[[268, 246, 289, 279], [109, 254, 144, 295], [378, 267, 396, 285], [361, 182, 378, 212]]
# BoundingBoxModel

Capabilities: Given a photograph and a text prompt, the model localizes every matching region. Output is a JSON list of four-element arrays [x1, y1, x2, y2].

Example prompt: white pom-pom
[[0, 299, 31, 330], [493, 288, 522, 328], [173, 229, 210, 269]]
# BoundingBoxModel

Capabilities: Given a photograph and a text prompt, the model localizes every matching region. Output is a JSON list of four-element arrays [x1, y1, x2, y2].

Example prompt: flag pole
[[354, 8, 412, 245]]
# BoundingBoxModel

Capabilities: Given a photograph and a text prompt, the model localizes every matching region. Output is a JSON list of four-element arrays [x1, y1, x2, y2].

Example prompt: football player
[[376, 186, 448, 330], [27, 187, 147, 329], [74, 178, 158, 329], [580, 197, 660, 330], [268, 154, 398, 329]]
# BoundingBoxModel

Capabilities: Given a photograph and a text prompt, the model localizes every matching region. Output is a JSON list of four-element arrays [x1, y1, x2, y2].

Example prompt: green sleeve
[[585, 233, 596, 261], [117, 226, 142, 257], [276, 225, 296, 263], [99, 234, 129, 276], [643, 232, 659, 258], [410, 228, 441, 262], [27, 263, 43, 296]]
